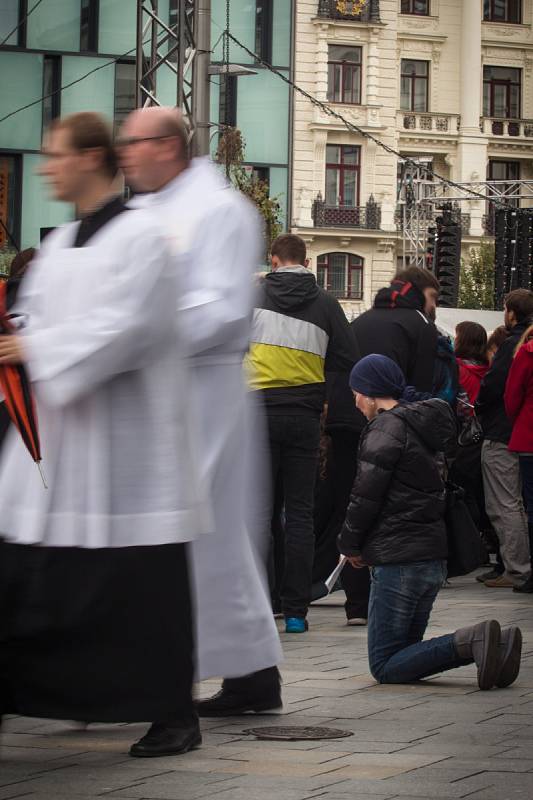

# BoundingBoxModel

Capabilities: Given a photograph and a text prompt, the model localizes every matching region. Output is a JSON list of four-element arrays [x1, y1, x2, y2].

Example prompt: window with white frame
[[327, 46, 362, 105]]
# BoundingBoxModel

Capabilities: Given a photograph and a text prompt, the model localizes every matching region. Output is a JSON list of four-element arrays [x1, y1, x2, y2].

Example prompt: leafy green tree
[[458, 240, 495, 310], [215, 128, 282, 258]]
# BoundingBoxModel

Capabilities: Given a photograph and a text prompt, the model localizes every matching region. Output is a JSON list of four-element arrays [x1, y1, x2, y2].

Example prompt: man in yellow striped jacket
[[248, 234, 360, 633]]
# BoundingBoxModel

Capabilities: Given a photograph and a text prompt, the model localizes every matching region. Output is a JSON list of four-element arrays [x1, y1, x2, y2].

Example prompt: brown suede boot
[[453, 620, 501, 690], [495, 626, 522, 689]]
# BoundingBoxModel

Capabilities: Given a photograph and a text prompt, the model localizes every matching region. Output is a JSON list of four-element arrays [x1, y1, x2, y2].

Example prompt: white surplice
[[0, 208, 209, 549], [136, 159, 282, 679]]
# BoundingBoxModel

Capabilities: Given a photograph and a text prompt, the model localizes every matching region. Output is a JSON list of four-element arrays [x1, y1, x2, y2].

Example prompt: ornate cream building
[[291, 0, 533, 316]]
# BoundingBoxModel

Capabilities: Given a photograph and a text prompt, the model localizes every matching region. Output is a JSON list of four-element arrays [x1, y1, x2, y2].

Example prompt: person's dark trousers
[[342, 564, 370, 619], [269, 475, 285, 614], [266, 414, 320, 619], [519, 455, 533, 562], [368, 561, 471, 683], [329, 431, 370, 619]]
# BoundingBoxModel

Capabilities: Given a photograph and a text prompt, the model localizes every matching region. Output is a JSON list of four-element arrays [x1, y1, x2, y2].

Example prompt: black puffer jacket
[[338, 399, 457, 565]]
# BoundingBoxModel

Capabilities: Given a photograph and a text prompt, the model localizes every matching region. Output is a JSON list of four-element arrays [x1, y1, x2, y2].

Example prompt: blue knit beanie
[[349, 355, 411, 400]]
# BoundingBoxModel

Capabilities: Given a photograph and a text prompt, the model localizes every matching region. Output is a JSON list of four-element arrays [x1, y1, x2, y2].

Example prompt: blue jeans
[[368, 561, 471, 684]]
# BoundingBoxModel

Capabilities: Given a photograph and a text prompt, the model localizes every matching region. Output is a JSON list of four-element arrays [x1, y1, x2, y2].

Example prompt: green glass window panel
[[0, 53, 43, 150], [236, 70, 289, 163], [268, 166, 287, 227], [21, 155, 72, 250], [99, 0, 138, 55], [211, 0, 255, 65], [60, 57, 115, 119], [272, 0, 291, 67], [27, 0, 81, 51], [0, 1, 19, 45], [152, 61, 180, 108], [114, 62, 136, 128]]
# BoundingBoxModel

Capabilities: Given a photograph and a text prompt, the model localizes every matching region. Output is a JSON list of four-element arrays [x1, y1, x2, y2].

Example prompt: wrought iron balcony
[[317, 0, 381, 23], [313, 194, 382, 229], [481, 117, 533, 139], [398, 111, 460, 135]]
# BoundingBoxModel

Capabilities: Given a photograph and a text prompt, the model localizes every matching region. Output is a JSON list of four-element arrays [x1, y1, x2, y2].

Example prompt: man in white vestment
[[119, 108, 282, 732], [0, 113, 209, 758]]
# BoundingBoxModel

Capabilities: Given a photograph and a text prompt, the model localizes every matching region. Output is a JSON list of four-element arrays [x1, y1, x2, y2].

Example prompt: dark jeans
[[266, 414, 320, 619], [519, 455, 533, 525], [312, 431, 370, 617], [368, 560, 470, 684]]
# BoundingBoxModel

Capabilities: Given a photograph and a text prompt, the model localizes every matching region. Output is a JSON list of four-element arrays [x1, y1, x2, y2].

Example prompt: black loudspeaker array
[[435, 211, 461, 308], [494, 208, 533, 310]]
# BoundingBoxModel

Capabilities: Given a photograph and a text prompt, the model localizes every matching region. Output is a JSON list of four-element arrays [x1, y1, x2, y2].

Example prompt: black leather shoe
[[513, 575, 533, 593], [197, 666, 282, 717], [129, 720, 202, 758]]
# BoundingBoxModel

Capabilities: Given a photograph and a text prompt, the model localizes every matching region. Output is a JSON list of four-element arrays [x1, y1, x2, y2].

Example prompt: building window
[[114, 61, 136, 129], [317, 253, 364, 300], [327, 46, 362, 105], [244, 165, 270, 186], [80, 0, 99, 52], [42, 56, 61, 131], [0, 154, 21, 253], [219, 74, 238, 127], [255, 1, 273, 63], [400, 0, 430, 15], [400, 60, 429, 112], [483, 66, 521, 118], [488, 160, 520, 206], [483, 0, 522, 23], [325, 145, 360, 207], [0, 0, 23, 46]]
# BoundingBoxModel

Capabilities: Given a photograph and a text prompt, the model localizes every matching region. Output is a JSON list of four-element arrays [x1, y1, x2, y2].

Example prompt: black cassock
[[0, 199, 195, 723]]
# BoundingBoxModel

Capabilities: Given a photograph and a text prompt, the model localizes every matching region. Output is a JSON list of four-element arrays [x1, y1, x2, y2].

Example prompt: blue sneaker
[[285, 617, 308, 634]]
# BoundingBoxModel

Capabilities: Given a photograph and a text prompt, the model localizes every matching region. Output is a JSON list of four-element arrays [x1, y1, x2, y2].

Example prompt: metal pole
[[135, 0, 145, 107], [192, 0, 211, 156]]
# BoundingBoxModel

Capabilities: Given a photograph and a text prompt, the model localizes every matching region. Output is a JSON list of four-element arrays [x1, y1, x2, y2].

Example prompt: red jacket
[[505, 340, 533, 453], [457, 359, 489, 406]]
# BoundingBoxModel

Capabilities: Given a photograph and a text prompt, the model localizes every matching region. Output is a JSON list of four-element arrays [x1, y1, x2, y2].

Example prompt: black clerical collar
[[74, 196, 129, 248]]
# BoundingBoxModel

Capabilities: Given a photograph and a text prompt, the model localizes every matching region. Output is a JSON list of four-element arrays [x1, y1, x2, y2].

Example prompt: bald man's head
[[118, 106, 190, 192]]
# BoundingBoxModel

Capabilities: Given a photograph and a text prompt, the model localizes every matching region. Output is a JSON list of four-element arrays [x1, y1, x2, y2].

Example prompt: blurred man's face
[[423, 287, 439, 319], [39, 127, 88, 203], [118, 117, 174, 192]]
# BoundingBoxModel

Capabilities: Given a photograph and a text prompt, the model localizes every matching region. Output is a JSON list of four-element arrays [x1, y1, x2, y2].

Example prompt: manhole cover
[[244, 725, 353, 741]]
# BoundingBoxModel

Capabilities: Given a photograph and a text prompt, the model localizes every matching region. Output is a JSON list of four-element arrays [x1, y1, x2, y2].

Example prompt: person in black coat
[[338, 354, 522, 691], [351, 266, 439, 394]]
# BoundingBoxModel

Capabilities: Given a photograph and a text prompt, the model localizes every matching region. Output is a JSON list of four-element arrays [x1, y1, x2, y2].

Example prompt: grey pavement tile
[[4, 581, 533, 800]]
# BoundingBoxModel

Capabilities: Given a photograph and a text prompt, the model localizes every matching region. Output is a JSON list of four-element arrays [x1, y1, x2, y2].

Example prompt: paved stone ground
[[1, 574, 533, 800]]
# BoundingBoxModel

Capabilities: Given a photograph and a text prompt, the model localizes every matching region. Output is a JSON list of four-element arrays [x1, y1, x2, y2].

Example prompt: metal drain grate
[[244, 725, 353, 741]]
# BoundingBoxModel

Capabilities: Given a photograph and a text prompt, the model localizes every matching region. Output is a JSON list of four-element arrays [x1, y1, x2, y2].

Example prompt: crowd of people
[[0, 108, 530, 760]]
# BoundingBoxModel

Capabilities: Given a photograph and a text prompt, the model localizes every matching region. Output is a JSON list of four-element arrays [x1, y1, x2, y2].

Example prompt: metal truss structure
[[397, 169, 533, 269], [135, 0, 211, 154]]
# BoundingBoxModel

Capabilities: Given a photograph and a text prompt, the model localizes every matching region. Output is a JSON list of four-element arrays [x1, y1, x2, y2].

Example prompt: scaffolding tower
[[397, 167, 533, 269], [135, 0, 211, 155]]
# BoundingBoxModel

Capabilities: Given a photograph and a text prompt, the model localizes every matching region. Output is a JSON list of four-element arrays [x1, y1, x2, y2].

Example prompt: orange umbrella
[[0, 282, 46, 486]]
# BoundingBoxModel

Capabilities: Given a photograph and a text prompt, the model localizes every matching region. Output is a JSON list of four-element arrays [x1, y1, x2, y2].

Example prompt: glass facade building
[[0, 0, 293, 253]]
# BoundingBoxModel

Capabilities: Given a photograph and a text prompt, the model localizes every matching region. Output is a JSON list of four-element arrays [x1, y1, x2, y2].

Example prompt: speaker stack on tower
[[494, 208, 533, 309], [435, 210, 462, 308]]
